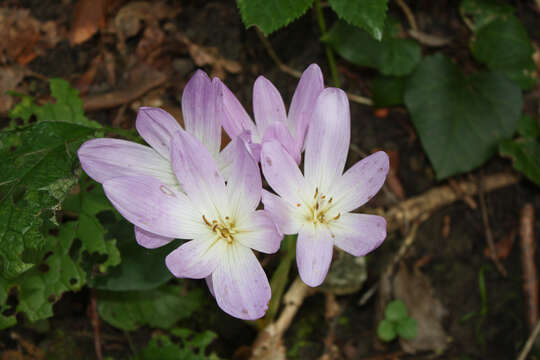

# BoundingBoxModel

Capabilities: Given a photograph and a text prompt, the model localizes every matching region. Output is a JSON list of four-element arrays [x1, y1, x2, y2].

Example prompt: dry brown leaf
[[183, 38, 242, 80], [483, 230, 516, 260], [69, 0, 107, 45], [112, 1, 180, 39], [393, 263, 450, 354], [0, 65, 26, 114]]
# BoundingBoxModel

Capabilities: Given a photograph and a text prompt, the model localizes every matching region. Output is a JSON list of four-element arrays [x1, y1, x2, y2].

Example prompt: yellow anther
[[202, 215, 212, 226]]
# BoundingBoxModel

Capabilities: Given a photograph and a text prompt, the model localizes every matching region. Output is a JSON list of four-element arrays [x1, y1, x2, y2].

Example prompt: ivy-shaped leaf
[[329, 0, 388, 41]]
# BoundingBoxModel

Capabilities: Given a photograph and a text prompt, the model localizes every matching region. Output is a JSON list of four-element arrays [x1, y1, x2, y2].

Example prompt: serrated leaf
[[0, 122, 97, 278], [98, 285, 204, 331], [460, 0, 514, 30], [471, 15, 537, 90], [236, 0, 314, 36], [372, 76, 405, 107], [404, 54, 522, 179], [329, 0, 388, 41], [500, 138, 540, 187], [324, 20, 420, 76], [377, 319, 397, 342], [385, 299, 408, 321], [396, 317, 417, 340]]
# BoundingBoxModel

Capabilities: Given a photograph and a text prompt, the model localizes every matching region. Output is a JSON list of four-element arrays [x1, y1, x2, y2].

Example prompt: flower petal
[[334, 151, 389, 212], [165, 237, 226, 279], [206, 275, 215, 297], [260, 140, 306, 204], [330, 213, 386, 256], [262, 121, 300, 164], [135, 107, 182, 160], [212, 243, 271, 320], [261, 190, 302, 235], [134, 226, 173, 249], [288, 64, 324, 152], [170, 129, 227, 217], [78, 138, 178, 187], [304, 88, 350, 191], [235, 210, 282, 254], [182, 71, 221, 157], [103, 175, 204, 239], [253, 76, 287, 136], [296, 224, 334, 287], [225, 138, 262, 217], [219, 81, 257, 139]]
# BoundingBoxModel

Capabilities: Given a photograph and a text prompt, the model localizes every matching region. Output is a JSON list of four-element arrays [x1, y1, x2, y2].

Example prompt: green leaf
[[385, 299, 408, 321], [329, 0, 388, 41], [0, 122, 97, 278], [460, 0, 514, 30], [0, 222, 86, 328], [134, 333, 219, 360], [98, 285, 204, 331], [324, 20, 421, 76], [471, 16, 537, 90], [396, 317, 417, 340], [517, 115, 540, 138], [404, 54, 522, 179], [236, 0, 315, 36], [500, 138, 540, 186], [377, 319, 397, 342], [372, 76, 405, 107]]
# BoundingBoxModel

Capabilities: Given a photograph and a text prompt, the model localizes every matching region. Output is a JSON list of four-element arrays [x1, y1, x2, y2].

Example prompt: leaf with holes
[[404, 54, 522, 179], [329, 0, 388, 41]]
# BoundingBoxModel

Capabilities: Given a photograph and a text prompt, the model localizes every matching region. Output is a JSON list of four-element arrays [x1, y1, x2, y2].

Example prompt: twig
[[478, 174, 508, 276], [520, 203, 538, 332], [255, 28, 373, 106], [517, 317, 540, 360], [449, 178, 477, 209], [89, 288, 103, 360], [395, 0, 418, 31], [315, 0, 340, 87]]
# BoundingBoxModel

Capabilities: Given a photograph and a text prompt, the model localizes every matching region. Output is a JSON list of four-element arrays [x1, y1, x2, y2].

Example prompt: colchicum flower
[[102, 130, 282, 319], [261, 88, 389, 287], [78, 70, 231, 250], [220, 63, 324, 163]]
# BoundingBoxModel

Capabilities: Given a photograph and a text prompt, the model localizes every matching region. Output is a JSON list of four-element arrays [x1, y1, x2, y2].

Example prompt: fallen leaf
[[483, 230, 516, 260], [393, 263, 450, 354], [69, 0, 107, 45], [0, 65, 26, 114]]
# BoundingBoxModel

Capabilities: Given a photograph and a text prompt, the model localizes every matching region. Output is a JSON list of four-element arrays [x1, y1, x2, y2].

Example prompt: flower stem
[[315, 0, 340, 87]]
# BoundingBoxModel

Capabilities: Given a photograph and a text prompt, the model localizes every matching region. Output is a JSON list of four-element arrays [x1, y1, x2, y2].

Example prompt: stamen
[[202, 215, 212, 226], [296, 203, 301, 207], [315, 202, 319, 210], [333, 213, 341, 220], [314, 187, 319, 199], [321, 195, 326, 200], [328, 197, 333, 204]]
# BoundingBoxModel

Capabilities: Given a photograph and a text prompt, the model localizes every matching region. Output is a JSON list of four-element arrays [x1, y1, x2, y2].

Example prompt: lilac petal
[[170, 129, 227, 217], [135, 226, 173, 249], [219, 81, 257, 139], [288, 64, 324, 153], [206, 275, 215, 297], [78, 138, 178, 187], [253, 76, 287, 136], [103, 175, 205, 239], [304, 88, 350, 191], [225, 138, 262, 217], [334, 151, 389, 212], [216, 140, 235, 180], [260, 141, 306, 204], [235, 210, 282, 254], [262, 121, 300, 164], [261, 190, 302, 235], [296, 224, 334, 287], [331, 213, 386, 256], [165, 237, 225, 279], [239, 130, 262, 162], [135, 107, 182, 160], [182, 71, 221, 157], [212, 243, 271, 320]]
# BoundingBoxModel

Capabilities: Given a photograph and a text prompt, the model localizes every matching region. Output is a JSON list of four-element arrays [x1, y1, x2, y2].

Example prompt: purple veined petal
[[238, 130, 262, 162], [165, 236, 226, 279], [216, 140, 235, 180], [330, 213, 386, 256], [304, 88, 350, 191], [135, 107, 182, 160], [212, 243, 271, 320], [134, 226, 173, 249], [182, 71, 222, 157], [219, 81, 257, 139], [225, 138, 262, 217], [234, 210, 282, 254], [260, 140, 307, 204], [206, 275, 215, 297], [103, 175, 206, 239], [296, 224, 334, 287], [262, 121, 300, 164], [253, 76, 287, 136], [261, 190, 303, 235], [170, 129, 227, 218], [288, 64, 324, 153], [78, 138, 178, 187], [333, 151, 389, 212]]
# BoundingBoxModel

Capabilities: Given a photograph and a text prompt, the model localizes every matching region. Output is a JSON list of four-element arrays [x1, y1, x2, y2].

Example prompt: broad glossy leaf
[[329, 0, 388, 41], [237, 0, 314, 35], [404, 54, 522, 179]]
